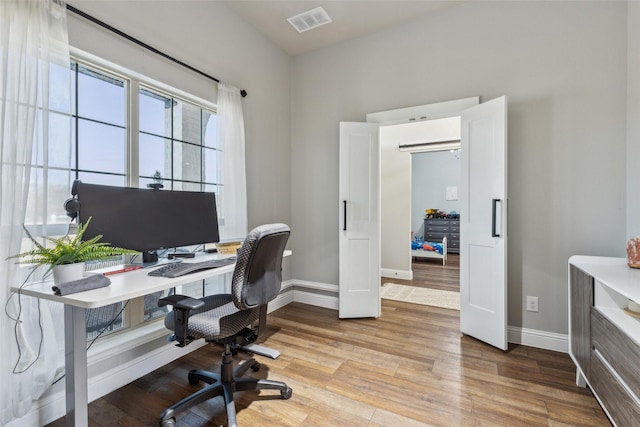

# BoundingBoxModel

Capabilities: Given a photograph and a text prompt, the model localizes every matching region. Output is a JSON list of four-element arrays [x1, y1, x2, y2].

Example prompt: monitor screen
[[76, 182, 220, 254]]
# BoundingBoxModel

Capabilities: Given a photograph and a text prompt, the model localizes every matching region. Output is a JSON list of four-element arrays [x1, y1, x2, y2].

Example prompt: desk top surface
[[13, 250, 291, 308]]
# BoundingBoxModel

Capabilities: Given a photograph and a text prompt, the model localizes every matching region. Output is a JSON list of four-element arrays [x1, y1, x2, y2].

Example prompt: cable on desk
[[4, 266, 46, 374]]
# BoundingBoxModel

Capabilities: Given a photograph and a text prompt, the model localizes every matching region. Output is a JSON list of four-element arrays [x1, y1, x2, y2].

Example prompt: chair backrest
[[231, 223, 290, 310]]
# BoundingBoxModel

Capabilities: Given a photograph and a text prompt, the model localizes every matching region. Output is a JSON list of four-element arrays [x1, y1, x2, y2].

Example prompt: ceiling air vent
[[287, 6, 332, 33]]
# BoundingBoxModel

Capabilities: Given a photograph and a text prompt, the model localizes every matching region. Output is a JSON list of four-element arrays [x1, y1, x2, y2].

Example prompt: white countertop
[[569, 255, 640, 303]]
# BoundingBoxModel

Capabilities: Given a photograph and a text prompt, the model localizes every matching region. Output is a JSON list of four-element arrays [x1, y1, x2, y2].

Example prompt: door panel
[[339, 122, 380, 319], [460, 96, 508, 350]]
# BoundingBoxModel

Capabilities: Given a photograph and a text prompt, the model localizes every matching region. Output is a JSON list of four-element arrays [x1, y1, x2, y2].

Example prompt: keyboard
[[148, 257, 237, 278]]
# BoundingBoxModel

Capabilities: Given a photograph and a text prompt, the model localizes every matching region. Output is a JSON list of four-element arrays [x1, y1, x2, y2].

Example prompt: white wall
[[291, 1, 628, 336], [628, 2, 640, 238], [412, 150, 461, 237]]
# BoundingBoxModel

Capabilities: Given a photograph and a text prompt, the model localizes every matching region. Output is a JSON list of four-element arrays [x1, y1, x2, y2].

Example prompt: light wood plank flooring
[[388, 254, 460, 293], [47, 299, 609, 426]]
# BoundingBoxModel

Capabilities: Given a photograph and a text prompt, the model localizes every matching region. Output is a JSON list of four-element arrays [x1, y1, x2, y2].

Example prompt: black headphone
[[64, 179, 82, 220]]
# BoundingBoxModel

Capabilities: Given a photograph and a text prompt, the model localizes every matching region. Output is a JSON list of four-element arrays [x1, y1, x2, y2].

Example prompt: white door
[[339, 122, 381, 318], [459, 96, 508, 350]]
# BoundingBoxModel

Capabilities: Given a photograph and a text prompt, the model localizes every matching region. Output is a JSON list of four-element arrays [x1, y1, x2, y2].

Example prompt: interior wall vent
[[287, 6, 332, 33]]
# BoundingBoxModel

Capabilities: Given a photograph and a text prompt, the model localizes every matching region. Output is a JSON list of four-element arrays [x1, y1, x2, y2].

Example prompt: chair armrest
[[158, 295, 205, 347], [158, 294, 205, 310]]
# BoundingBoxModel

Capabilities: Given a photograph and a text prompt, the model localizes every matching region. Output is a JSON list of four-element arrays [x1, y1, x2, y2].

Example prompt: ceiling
[[223, 1, 467, 56]]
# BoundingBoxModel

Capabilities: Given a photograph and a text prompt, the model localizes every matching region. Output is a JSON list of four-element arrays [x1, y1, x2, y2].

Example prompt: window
[[72, 62, 127, 186], [138, 87, 219, 192], [66, 57, 224, 337]]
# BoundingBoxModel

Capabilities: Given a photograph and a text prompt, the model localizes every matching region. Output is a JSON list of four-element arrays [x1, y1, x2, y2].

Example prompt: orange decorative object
[[627, 237, 640, 268]]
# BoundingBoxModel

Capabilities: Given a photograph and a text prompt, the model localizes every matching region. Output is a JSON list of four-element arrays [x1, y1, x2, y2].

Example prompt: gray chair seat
[[164, 294, 260, 341]]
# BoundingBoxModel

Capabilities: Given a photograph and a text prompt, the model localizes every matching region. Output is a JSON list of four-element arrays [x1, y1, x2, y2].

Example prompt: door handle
[[343, 200, 347, 231], [492, 199, 501, 237]]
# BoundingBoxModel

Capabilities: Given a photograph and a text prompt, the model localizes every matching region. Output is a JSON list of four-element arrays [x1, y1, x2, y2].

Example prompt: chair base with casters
[[158, 342, 292, 427]]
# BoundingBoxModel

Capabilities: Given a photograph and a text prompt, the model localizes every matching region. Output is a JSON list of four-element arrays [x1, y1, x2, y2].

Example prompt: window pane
[[86, 303, 124, 340], [203, 147, 218, 184], [144, 291, 170, 321], [173, 100, 201, 144], [203, 184, 219, 195], [71, 63, 77, 116], [173, 181, 201, 192], [203, 111, 217, 149], [34, 110, 71, 168], [47, 111, 72, 169], [24, 167, 72, 226], [204, 274, 231, 295], [77, 65, 125, 126], [139, 133, 171, 179], [175, 281, 204, 299], [139, 88, 171, 137], [173, 142, 201, 183], [50, 62, 72, 113], [78, 171, 125, 186], [78, 120, 125, 174], [47, 168, 73, 224]]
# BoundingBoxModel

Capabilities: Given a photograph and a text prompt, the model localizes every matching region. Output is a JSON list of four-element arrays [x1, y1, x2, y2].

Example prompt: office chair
[[157, 223, 292, 427]]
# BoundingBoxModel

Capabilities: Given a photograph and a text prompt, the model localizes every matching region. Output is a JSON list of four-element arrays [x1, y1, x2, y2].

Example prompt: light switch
[[446, 186, 458, 201]]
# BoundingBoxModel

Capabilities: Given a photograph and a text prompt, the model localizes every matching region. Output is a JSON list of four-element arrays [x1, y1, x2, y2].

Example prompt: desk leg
[[64, 305, 88, 427]]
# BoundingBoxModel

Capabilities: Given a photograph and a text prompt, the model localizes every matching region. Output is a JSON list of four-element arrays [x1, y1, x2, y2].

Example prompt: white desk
[[13, 251, 291, 427]]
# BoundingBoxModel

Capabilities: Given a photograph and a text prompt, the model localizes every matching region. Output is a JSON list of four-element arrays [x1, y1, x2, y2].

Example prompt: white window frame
[[69, 48, 222, 338]]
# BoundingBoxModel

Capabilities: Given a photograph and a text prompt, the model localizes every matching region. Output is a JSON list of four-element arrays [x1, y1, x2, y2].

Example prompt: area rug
[[381, 283, 460, 310]]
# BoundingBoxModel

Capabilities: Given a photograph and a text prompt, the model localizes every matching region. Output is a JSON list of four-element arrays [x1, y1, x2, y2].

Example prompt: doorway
[[380, 139, 461, 311], [341, 95, 508, 349]]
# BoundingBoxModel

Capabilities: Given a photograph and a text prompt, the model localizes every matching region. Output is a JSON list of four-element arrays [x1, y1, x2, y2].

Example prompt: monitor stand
[[142, 250, 158, 263], [132, 250, 181, 268]]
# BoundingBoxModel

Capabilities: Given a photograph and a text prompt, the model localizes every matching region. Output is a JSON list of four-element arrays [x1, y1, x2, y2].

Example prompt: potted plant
[[7, 217, 137, 284]]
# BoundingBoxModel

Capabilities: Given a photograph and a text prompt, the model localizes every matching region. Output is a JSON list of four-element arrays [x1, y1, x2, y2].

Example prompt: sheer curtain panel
[[0, 0, 71, 424], [217, 82, 248, 240]]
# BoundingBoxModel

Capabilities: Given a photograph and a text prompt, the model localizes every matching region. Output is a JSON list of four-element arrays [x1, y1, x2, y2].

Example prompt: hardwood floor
[[388, 254, 460, 293], [47, 299, 609, 426]]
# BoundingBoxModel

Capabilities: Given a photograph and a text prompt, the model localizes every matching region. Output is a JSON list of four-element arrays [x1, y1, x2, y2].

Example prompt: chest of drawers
[[423, 218, 460, 253]]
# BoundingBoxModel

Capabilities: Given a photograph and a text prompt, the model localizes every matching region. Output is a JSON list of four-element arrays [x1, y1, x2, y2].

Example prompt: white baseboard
[[287, 280, 339, 310], [508, 325, 568, 353], [292, 289, 338, 310], [381, 268, 413, 280]]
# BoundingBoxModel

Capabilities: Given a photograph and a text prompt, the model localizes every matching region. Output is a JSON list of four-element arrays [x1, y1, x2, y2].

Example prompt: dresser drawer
[[590, 347, 640, 426], [591, 308, 640, 401], [450, 225, 460, 233], [425, 232, 447, 241], [426, 225, 449, 233], [448, 240, 460, 249], [449, 233, 460, 242], [450, 220, 460, 227], [426, 219, 449, 226]]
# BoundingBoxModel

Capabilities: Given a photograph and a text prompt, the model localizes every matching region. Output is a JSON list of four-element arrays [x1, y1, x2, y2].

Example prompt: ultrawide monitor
[[76, 182, 220, 256]]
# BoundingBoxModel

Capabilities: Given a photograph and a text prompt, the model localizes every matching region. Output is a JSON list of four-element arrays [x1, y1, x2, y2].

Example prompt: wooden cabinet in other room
[[424, 218, 460, 253]]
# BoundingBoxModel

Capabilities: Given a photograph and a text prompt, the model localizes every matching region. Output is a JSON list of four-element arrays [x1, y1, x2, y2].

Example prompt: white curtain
[[217, 82, 248, 240], [0, 0, 71, 424]]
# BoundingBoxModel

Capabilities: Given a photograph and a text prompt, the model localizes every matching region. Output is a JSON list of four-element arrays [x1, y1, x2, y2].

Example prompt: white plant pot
[[52, 263, 85, 285]]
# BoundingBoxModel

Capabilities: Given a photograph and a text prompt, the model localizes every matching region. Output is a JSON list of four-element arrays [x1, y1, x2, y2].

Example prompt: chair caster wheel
[[160, 417, 176, 427], [281, 386, 293, 399], [188, 372, 199, 386], [251, 362, 261, 372]]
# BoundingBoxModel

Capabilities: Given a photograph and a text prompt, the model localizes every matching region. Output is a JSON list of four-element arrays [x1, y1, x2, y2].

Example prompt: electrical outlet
[[526, 296, 539, 312]]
